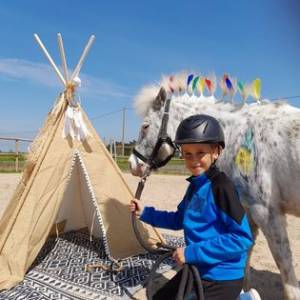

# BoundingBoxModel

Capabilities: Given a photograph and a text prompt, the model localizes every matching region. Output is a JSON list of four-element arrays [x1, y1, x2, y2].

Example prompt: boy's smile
[[181, 143, 220, 176]]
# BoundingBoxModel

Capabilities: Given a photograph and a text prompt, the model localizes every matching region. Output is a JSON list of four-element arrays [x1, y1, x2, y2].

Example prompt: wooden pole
[[122, 107, 126, 157], [15, 139, 19, 172], [70, 35, 95, 80], [57, 33, 69, 83], [109, 139, 112, 156], [113, 139, 117, 161], [34, 33, 66, 86]]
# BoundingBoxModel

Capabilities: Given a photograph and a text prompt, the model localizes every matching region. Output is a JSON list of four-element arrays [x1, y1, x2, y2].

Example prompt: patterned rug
[[0, 231, 184, 300]]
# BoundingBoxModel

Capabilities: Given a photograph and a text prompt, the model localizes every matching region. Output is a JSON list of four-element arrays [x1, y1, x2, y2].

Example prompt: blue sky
[[0, 0, 300, 151]]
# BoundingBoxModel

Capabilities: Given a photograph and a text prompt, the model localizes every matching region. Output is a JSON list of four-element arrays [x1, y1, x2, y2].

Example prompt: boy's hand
[[130, 199, 144, 216], [172, 247, 185, 266]]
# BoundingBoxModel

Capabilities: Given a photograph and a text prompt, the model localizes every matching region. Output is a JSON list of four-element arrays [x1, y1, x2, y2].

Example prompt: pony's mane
[[134, 71, 287, 117]]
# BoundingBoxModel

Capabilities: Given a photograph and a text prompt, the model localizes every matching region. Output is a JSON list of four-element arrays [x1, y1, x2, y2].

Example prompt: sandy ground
[[0, 173, 299, 299]]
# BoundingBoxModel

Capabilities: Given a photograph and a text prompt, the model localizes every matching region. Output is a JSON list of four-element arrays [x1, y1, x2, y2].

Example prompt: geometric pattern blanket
[[0, 231, 184, 300]]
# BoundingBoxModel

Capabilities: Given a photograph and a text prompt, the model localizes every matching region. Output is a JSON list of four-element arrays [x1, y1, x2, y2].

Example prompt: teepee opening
[[55, 151, 103, 239]]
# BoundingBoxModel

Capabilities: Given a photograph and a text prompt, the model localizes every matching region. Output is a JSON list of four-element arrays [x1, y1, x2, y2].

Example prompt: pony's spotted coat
[[130, 72, 300, 300]]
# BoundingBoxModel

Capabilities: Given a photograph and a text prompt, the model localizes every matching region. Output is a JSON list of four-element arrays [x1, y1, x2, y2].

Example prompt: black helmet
[[175, 114, 225, 148]]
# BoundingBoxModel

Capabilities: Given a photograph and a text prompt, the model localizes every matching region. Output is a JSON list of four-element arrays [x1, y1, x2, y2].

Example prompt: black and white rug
[[0, 231, 184, 300]]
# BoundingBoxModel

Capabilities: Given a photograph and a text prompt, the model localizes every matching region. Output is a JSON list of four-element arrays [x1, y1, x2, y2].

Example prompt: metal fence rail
[[0, 137, 187, 174], [0, 137, 33, 172]]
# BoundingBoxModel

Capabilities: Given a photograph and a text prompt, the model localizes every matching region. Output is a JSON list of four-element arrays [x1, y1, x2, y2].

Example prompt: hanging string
[[89, 211, 97, 242]]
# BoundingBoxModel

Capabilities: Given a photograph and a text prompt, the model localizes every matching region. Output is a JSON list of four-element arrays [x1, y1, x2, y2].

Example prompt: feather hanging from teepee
[[63, 105, 90, 141]]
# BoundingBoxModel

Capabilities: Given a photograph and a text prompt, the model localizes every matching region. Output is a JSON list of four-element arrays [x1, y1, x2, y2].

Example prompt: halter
[[132, 97, 176, 170]]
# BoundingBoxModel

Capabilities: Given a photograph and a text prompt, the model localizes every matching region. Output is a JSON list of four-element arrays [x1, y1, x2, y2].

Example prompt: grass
[[0, 153, 26, 161], [0, 169, 22, 173], [116, 157, 188, 175], [0, 153, 27, 173], [0, 154, 188, 175]]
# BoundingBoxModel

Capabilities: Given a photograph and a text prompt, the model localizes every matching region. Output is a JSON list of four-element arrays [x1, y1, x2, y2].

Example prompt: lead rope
[[132, 178, 204, 300], [55, 223, 59, 241]]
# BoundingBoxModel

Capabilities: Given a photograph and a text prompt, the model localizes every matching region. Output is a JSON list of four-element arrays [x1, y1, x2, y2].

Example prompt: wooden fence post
[[15, 139, 19, 172]]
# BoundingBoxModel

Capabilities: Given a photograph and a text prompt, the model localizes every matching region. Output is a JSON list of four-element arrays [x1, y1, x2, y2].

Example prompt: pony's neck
[[168, 94, 242, 139]]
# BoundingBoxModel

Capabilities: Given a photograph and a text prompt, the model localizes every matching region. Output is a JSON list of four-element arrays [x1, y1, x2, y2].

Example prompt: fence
[[108, 142, 134, 159], [0, 137, 188, 175], [0, 137, 33, 172], [108, 141, 188, 175]]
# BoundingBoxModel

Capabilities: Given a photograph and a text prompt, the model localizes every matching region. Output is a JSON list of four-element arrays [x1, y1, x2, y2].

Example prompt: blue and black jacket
[[139, 166, 253, 281]]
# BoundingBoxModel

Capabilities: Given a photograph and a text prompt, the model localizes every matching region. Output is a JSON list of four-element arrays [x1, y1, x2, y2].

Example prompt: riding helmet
[[174, 114, 225, 148]]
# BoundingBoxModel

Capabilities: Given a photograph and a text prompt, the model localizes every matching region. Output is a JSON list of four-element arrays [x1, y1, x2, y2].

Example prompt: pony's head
[[129, 86, 177, 177], [129, 71, 222, 177]]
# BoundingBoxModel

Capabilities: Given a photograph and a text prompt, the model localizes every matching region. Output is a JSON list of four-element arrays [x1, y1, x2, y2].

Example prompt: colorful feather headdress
[[163, 72, 262, 103]]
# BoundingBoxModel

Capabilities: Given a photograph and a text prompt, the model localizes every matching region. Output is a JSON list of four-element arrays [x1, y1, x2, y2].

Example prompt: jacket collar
[[186, 165, 220, 187]]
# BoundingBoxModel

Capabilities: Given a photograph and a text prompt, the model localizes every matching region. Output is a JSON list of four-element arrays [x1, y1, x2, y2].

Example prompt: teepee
[[0, 33, 163, 290]]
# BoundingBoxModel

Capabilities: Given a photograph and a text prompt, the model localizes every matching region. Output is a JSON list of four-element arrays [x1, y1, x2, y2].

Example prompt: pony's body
[[129, 73, 300, 299]]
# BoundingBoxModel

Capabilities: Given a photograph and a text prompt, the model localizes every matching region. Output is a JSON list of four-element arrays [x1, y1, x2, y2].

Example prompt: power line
[[0, 130, 37, 134], [90, 107, 133, 120], [2, 95, 300, 140], [269, 95, 300, 101], [90, 109, 123, 120]]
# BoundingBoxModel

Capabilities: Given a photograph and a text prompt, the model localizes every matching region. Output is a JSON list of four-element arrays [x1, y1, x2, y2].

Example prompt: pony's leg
[[243, 215, 259, 291], [250, 203, 300, 300]]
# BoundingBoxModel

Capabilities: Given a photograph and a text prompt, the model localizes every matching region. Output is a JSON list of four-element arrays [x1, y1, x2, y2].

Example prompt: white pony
[[129, 72, 300, 300]]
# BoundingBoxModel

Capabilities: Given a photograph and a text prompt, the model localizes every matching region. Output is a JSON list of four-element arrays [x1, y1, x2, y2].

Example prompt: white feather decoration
[[63, 106, 90, 141]]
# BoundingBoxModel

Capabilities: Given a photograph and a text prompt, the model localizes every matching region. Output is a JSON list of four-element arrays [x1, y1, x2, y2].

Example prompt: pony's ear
[[152, 87, 167, 111]]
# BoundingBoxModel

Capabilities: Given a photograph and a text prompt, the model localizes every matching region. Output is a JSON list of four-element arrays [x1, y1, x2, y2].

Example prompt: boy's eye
[[183, 151, 208, 160]]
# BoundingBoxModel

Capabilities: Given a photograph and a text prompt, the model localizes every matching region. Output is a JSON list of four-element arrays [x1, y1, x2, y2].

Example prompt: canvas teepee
[[0, 33, 163, 290]]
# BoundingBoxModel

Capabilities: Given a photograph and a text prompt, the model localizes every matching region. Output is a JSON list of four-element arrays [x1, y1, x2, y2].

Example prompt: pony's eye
[[142, 124, 150, 130]]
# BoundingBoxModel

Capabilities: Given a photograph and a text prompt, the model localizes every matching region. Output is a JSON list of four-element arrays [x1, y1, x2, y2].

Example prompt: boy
[[130, 114, 255, 300]]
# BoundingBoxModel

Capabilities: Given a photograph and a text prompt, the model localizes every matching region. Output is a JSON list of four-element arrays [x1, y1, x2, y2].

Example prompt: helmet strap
[[211, 145, 222, 166]]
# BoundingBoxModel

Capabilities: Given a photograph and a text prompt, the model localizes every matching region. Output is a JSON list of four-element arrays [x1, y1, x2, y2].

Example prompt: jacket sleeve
[[139, 199, 185, 230], [184, 179, 253, 264]]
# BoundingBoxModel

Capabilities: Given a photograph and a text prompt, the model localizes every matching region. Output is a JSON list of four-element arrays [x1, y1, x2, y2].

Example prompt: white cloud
[[0, 58, 131, 99], [0, 58, 58, 87]]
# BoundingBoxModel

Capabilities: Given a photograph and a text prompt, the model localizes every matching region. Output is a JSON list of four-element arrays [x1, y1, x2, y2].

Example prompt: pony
[[128, 72, 300, 300]]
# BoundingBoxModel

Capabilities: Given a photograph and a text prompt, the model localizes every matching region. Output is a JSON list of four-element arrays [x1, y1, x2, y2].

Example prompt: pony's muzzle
[[128, 154, 150, 177]]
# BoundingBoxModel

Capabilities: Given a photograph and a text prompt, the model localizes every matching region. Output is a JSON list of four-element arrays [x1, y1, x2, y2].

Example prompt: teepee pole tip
[[34, 33, 66, 87]]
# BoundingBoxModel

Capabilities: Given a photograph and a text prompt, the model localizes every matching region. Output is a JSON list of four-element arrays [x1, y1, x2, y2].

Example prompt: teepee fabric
[[0, 94, 163, 290]]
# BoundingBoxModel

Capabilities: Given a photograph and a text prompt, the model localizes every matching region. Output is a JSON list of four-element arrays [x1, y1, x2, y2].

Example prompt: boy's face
[[181, 143, 220, 176]]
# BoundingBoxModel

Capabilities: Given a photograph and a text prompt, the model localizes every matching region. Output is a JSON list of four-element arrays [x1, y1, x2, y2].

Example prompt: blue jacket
[[139, 166, 253, 281]]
